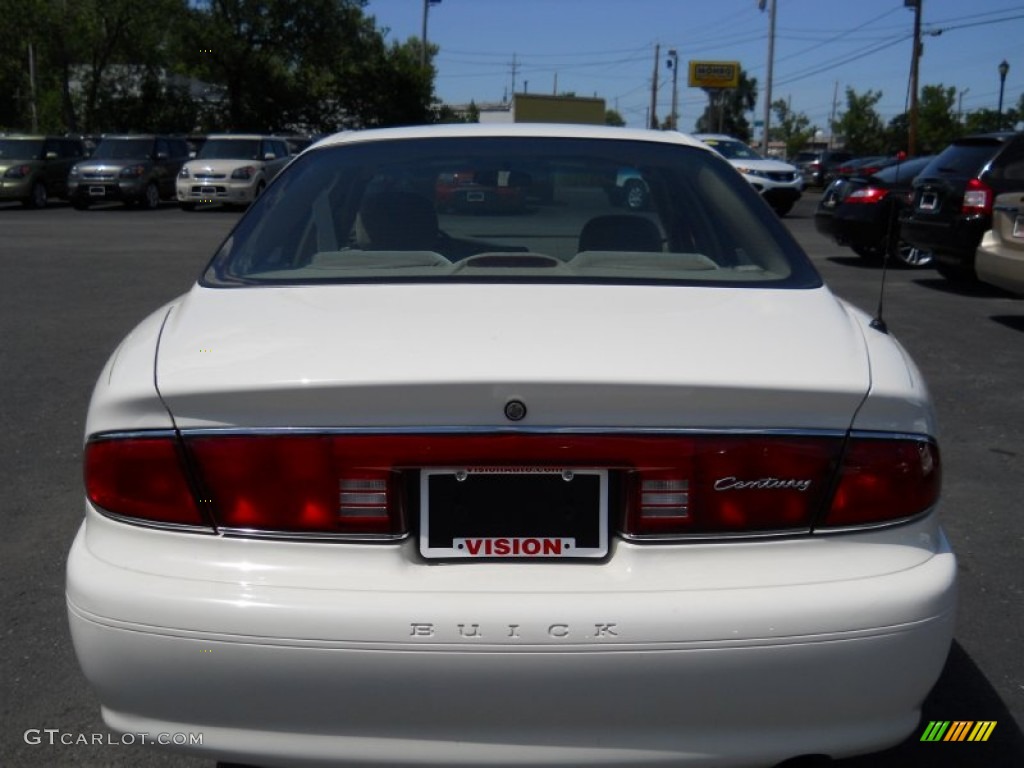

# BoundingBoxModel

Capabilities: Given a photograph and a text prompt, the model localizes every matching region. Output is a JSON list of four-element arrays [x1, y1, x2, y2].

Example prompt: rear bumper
[[67, 507, 957, 767], [977, 231, 1024, 295], [900, 215, 988, 266]]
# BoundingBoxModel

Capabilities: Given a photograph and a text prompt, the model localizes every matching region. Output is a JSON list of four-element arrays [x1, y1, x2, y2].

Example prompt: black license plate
[[419, 468, 608, 559]]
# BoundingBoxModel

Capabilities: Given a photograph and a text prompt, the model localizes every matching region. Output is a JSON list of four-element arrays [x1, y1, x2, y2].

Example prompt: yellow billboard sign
[[688, 61, 740, 89]]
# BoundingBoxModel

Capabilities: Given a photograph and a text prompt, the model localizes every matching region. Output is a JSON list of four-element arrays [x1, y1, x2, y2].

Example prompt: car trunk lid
[[155, 283, 870, 431]]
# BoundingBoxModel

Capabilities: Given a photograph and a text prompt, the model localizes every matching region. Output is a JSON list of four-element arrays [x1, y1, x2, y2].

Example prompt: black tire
[[772, 202, 794, 217], [889, 239, 933, 268], [24, 181, 48, 209], [623, 179, 648, 210], [141, 182, 161, 210]]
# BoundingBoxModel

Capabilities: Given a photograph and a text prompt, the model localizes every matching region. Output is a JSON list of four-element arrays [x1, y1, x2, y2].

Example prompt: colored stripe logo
[[920, 721, 996, 742]]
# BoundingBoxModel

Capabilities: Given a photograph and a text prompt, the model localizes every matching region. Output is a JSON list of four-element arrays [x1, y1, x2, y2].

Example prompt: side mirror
[[45, 151, 59, 160], [263, 152, 276, 161]]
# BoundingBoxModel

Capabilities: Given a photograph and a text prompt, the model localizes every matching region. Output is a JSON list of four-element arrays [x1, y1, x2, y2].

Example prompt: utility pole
[[907, 0, 922, 156], [510, 53, 518, 96], [650, 43, 660, 129], [760, 0, 777, 155], [420, 0, 441, 70], [829, 81, 839, 149], [667, 49, 679, 130], [28, 42, 38, 133]]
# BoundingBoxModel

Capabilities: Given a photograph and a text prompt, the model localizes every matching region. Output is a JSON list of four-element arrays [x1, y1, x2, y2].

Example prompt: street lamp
[[997, 60, 1009, 129]]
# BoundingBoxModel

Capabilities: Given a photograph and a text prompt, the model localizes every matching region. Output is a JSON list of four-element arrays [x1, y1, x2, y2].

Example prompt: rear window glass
[[202, 136, 820, 289], [919, 140, 1004, 178], [872, 156, 933, 185]]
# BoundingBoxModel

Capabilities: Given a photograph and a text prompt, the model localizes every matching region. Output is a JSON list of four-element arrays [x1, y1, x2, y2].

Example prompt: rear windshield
[[202, 136, 820, 289], [919, 140, 1003, 179], [871, 156, 933, 185]]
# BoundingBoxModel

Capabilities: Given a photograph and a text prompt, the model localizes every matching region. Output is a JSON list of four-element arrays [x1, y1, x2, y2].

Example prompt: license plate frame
[[918, 191, 938, 212], [419, 467, 608, 559], [88, 186, 106, 197]]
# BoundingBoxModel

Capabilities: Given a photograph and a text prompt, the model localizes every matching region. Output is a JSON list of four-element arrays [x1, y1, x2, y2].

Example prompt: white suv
[[694, 134, 803, 216], [176, 134, 291, 210]]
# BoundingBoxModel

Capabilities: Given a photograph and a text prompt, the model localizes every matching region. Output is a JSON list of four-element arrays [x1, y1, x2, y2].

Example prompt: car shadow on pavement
[[912, 277, 1015, 299], [825, 255, 879, 270], [991, 315, 1024, 333], [831, 641, 1023, 768]]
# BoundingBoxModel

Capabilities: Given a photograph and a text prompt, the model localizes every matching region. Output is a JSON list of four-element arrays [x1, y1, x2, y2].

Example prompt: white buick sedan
[[68, 124, 956, 768]]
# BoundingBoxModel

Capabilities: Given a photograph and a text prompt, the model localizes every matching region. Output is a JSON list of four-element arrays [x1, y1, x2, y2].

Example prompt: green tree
[[832, 88, 886, 154], [185, 0, 436, 132], [604, 109, 626, 127], [915, 85, 961, 154], [694, 70, 757, 141], [769, 99, 816, 159]]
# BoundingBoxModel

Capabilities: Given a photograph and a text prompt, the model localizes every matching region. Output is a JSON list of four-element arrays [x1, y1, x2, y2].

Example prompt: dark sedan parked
[[815, 155, 934, 268], [900, 132, 1024, 282]]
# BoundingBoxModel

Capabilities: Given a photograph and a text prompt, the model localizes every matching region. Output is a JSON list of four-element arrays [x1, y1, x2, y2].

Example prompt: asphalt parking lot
[[1, 192, 1022, 768]]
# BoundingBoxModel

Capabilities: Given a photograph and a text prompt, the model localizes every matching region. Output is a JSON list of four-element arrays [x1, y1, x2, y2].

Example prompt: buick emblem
[[504, 399, 527, 422]]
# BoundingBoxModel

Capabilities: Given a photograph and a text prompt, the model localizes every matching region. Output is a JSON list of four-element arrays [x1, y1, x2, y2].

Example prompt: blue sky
[[364, 0, 1024, 134]]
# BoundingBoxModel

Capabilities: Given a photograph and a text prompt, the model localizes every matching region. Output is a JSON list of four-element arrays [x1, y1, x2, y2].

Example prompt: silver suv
[[68, 135, 190, 209]]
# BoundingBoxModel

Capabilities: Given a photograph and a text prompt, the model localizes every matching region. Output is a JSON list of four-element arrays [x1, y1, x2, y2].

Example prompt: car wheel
[[25, 181, 48, 209], [772, 202, 794, 217], [142, 182, 161, 210], [890, 239, 933, 268], [623, 179, 648, 210]]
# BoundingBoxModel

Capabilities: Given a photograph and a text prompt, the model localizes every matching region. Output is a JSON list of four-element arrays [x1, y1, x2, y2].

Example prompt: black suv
[[900, 132, 1024, 282], [67, 135, 191, 209]]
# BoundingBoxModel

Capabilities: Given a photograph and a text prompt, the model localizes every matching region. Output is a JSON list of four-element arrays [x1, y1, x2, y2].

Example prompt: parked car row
[[0, 132, 305, 211], [814, 131, 1024, 296]]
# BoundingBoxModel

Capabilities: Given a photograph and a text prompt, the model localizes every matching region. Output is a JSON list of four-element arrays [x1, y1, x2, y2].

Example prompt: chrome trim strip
[[813, 509, 934, 535], [95, 507, 217, 535], [620, 527, 812, 543], [217, 527, 409, 543], [172, 425, 855, 438], [86, 429, 178, 442]]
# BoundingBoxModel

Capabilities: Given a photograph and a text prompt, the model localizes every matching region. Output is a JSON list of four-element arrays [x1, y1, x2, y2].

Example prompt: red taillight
[[85, 436, 207, 527], [187, 436, 406, 536], [962, 178, 993, 216], [84, 432, 939, 539], [624, 437, 842, 536], [821, 437, 940, 528], [846, 187, 888, 205]]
